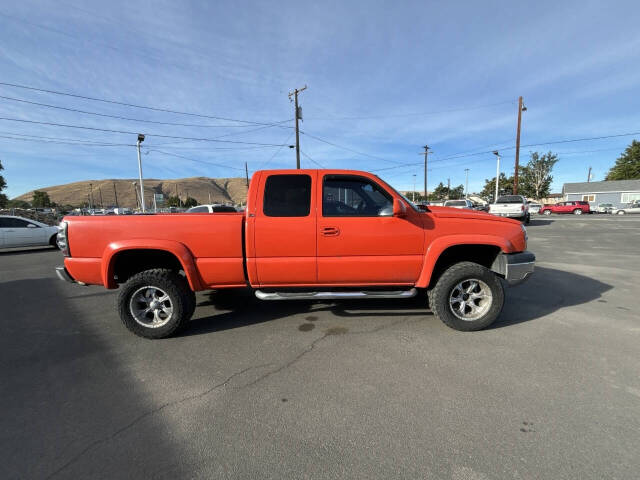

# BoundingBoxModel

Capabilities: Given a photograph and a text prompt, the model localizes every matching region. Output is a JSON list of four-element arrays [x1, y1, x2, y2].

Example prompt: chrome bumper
[[55, 266, 76, 283], [491, 251, 535, 285]]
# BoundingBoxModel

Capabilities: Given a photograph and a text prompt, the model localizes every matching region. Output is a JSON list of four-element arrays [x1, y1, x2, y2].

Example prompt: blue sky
[[1, 0, 639, 198]]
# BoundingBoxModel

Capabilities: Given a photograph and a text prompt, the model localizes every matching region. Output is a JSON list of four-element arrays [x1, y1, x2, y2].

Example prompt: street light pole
[[464, 168, 470, 199], [423, 145, 430, 201], [412, 174, 416, 202], [493, 151, 501, 203], [136, 134, 146, 213]]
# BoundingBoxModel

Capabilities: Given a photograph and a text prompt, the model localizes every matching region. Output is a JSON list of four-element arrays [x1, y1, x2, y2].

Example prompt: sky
[[1, 0, 639, 198]]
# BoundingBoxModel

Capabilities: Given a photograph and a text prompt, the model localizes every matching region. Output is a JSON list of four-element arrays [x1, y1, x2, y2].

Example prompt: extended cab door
[[251, 171, 317, 286], [316, 173, 425, 285]]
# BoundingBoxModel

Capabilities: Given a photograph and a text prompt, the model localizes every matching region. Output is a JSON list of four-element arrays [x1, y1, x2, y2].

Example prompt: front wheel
[[617, 210, 625, 215], [428, 262, 505, 331], [117, 268, 196, 339], [573, 209, 583, 215], [543, 209, 552, 216]]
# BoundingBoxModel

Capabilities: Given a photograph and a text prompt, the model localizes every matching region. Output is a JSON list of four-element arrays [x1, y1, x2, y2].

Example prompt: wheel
[[117, 268, 196, 339], [543, 209, 552, 216], [573, 209, 583, 215], [525, 213, 530, 225], [617, 210, 625, 215], [49, 234, 59, 248], [428, 262, 505, 331]]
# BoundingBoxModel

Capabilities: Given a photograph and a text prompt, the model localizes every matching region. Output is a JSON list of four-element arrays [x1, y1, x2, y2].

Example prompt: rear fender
[[102, 239, 204, 290], [415, 235, 511, 288]]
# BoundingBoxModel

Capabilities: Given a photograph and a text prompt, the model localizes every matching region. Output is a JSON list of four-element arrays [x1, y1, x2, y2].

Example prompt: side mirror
[[393, 198, 407, 217]]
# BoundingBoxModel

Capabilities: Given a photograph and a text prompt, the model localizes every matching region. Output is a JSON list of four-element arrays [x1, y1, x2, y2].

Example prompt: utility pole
[[208, 191, 212, 204], [288, 85, 307, 169], [113, 182, 119, 208], [514, 96, 526, 194], [587, 166, 592, 182], [412, 174, 416, 202], [136, 134, 146, 213], [464, 168, 470, 198], [245, 161, 249, 187], [493, 151, 501, 203], [88, 183, 93, 210], [98, 186, 104, 208], [447, 178, 451, 200], [132, 182, 140, 210], [423, 145, 430, 201]]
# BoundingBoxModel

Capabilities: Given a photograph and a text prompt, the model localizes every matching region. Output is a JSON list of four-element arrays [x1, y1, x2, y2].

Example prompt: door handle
[[321, 227, 340, 236]]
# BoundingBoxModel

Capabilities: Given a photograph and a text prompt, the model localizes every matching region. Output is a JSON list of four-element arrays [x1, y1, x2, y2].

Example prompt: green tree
[[32, 190, 52, 208], [7, 199, 31, 209], [0, 159, 7, 208], [183, 196, 198, 208], [166, 195, 181, 207], [431, 182, 465, 200], [480, 173, 514, 202], [605, 140, 640, 180], [518, 151, 559, 199]]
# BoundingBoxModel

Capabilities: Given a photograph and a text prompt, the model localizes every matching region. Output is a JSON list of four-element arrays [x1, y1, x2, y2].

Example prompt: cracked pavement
[[1, 215, 639, 479]]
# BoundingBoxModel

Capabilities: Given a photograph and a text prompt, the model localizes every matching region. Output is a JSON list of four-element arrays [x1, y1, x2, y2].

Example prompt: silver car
[[0, 215, 59, 249], [612, 202, 640, 215]]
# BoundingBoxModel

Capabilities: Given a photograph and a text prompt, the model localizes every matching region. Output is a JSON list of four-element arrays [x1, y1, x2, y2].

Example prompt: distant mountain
[[14, 177, 248, 208]]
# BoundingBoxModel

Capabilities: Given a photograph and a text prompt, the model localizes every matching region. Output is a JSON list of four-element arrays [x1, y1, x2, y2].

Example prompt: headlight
[[57, 221, 70, 256]]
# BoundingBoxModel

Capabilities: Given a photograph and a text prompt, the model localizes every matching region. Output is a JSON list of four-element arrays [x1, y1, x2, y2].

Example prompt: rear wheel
[[573, 209, 583, 215], [543, 209, 552, 216], [428, 262, 504, 331], [117, 268, 196, 339], [617, 210, 625, 215]]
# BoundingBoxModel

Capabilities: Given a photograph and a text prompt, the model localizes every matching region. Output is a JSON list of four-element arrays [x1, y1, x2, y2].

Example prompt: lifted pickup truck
[[56, 169, 534, 338]]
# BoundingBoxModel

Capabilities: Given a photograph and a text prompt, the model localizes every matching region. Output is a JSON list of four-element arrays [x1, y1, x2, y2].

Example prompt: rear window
[[211, 206, 237, 213], [445, 200, 467, 207], [496, 195, 524, 204], [187, 206, 209, 213], [263, 174, 311, 217]]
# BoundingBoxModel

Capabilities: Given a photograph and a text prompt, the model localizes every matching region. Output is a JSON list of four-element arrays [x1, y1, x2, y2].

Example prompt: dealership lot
[[1, 215, 639, 479]]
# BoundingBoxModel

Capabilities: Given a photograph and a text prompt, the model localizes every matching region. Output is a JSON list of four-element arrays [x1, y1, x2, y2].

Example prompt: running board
[[255, 288, 417, 301]]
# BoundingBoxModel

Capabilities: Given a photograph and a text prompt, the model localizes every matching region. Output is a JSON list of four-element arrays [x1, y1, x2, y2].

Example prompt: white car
[[187, 204, 238, 213], [0, 215, 59, 249], [488, 195, 530, 223], [443, 199, 474, 209], [612, 202, 640, 215], [527, 202, 542, 214]]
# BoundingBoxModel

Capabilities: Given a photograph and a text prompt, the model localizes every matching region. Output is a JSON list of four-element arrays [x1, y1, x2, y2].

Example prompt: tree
[[166, 195, 181, 207], [0, 159, 7, 208], [480, 173, 514, 202], [183, 196, 198, 208], [431, 182, 465, 200], [605, 140, 640, 180], [32, 190, 52, 208], [518, 151, 558, 199], [7, 199, 31, 209]]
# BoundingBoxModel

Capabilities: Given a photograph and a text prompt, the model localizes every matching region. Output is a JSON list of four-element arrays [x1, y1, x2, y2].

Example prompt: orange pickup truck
[[56, 169, 534, 338]]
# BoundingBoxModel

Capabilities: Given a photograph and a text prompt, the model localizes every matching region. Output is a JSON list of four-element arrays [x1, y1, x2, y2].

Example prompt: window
[[445, 200, 467, 207], [621, 193, 640, 203], [496, 195, 524, 204], [187, 206, 209, 213], [582, 195, 595, 202], [263, 174, 311, 217], [323, 175, 392, 217], [1, 218, 34, 228], [211, 206, 237, 213]]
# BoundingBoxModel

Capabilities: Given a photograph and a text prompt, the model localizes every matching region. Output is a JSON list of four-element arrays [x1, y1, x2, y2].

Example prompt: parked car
[[594, 203, 614, 214], [443, 199, 474, 209], [527, 202, 542, 214], [187, 204, 238, 213], [539, 201, 591, 215], [0, 215, 59, 249], [56, 168, 534, 339], [611, 201, 640, 215], [488, 195, 530, 224]]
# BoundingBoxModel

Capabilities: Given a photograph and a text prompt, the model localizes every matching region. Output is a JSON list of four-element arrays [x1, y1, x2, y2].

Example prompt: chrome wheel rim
[[449, 279, 493, 321], [544, 210, 551, 215], [129, 286, 173, 328], [574, 210, 582, 215]]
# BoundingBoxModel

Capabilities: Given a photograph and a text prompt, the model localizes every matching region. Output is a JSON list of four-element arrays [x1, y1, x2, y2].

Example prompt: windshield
[[496, 195, 523, 204]]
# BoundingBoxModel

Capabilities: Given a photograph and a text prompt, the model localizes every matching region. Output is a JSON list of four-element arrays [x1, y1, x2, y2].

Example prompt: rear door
[[317, 173, 424, 285], [253, 172, 317, 286]]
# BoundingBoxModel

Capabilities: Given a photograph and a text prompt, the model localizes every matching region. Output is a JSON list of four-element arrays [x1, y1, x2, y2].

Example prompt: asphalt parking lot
[[1, 215, 639, 479]]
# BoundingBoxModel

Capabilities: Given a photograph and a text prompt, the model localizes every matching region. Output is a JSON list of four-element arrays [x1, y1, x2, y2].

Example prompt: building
[[562, 179, 640, 208]]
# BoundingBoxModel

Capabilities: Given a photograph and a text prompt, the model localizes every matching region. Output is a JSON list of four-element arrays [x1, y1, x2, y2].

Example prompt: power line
[[147, 149, 246, 171], [300, 130, 403, 164], [0, 134, 133, 147], [307, 100, 516, 121], [0, 81, 286, 126], [0, 94, 290, 129], [0, 116, 291, 146], [258, 131, 295, 170], [300, 150, 327, 168]]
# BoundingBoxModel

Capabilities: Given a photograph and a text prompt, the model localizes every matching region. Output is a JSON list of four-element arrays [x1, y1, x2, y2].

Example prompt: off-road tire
[[117, 268, 196, 339], [428, 261, 504, 332]]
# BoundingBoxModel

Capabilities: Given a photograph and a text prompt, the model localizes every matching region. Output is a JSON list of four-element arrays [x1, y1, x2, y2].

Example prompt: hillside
[[14, 177, 248, 208]]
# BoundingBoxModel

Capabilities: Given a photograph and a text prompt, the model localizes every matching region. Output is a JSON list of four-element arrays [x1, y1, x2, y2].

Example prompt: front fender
[[415, 234, 512, 288], [101, 239, 204, 291]]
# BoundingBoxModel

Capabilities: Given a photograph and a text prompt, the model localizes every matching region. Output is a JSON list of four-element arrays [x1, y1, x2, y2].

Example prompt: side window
[[188, 206, 209, 213], [0, 217, 10, 228], [8, 218, 31, 228], [323, 175, 393, 217], [263, 174, 311, 217]]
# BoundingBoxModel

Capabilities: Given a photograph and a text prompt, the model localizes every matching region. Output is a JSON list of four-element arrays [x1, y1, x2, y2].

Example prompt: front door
[[316, 174, 424, 285], [253, 172, 317, 286], [2, 218, 46, 247]]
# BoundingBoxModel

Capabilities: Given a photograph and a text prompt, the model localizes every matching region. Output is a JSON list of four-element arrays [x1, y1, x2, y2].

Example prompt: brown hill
[[14, 177, 248, 209]]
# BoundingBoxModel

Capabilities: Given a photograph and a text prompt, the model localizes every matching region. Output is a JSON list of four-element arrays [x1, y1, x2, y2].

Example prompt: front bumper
[[55, 266, 76, 283], [491, 251, 535, 285]]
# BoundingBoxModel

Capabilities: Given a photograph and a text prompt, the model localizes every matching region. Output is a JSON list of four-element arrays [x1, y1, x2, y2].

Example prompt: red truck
[[539, 201, 591, 215], [56, 169, 535, 338]]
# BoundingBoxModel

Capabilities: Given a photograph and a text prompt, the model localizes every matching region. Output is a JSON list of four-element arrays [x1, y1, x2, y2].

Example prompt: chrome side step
[[255, 288, 417, 301]]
